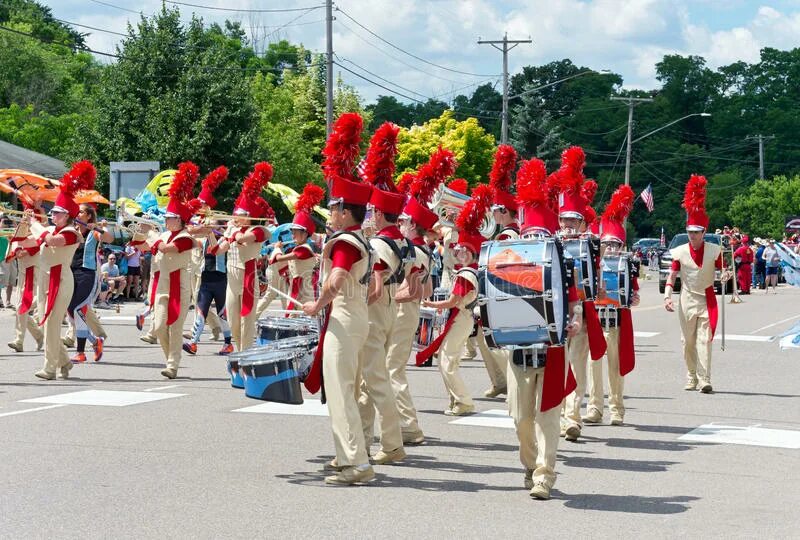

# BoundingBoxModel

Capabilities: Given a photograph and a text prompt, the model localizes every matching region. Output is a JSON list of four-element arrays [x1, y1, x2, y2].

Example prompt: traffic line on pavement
[[0, 404, 68, 418], [750, 314, 800, 334], [21, 390, 185, 407], [143, 385, 181, 392], [678, 424, 800, 449], [449, 409, 514, 429], [724, 334, 774, 342], [233, 399, 329, 416], [634, 331, 660, 338]]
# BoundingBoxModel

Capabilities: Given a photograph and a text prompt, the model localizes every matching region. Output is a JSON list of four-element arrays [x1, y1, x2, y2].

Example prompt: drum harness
[[372, 235, 416, 286], [326, 230, 375, 287]]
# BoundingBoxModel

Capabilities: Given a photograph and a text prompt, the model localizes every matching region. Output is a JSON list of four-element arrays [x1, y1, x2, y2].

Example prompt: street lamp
[[624, 112, 712, 185]]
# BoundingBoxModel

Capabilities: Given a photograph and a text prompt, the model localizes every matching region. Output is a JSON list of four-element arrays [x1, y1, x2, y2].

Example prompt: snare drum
[[415, 307, 437, 350], [257, 335, 318, 381], [561, 237, 600, 301], [478, 238, 569, 348], [226, 356, 245, 389], [238, 348, 307, 404], [596, 253, 632, 324], [256, 316, 318, 346]]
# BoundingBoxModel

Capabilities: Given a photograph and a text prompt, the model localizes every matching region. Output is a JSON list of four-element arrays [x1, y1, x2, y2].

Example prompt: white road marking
[[723, 334, 774, 342], [21, 390, 185, 407], [233, 399, 329, 416], [0, 404, 68, 418], [449, 409, 514, 429], [96, 316, 135, 321], [634, 331, 660, 338], [750, 314, 800, 334], [143, 385, 181, 392], [679, 424, 800, 449]]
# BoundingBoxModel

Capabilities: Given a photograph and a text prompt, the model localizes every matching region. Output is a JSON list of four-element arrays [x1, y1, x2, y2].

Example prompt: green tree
[[453, 82, 502, 139], [729, 175, 800, 239], [395, 110, 496, 185], [365, 95, 414, 130], [0, 103, 78, 157]]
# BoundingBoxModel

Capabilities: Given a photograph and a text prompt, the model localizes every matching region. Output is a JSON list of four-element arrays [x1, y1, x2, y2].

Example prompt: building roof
[[0, 140, 67, 178]]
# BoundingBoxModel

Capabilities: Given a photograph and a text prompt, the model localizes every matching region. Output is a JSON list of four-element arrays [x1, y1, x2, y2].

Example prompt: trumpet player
[[6, 204, 44, 353]]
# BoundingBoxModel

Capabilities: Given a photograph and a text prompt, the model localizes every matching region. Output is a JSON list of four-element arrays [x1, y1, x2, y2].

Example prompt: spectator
[[754, 240, 767, 290], [98, 254, 127, 305], [762, 240, 780, 293], [124, 243, 142, 299], [0, 229, 15, 309]]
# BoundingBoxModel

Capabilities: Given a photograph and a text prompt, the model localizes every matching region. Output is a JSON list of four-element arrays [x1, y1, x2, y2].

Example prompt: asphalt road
[[2, 275, 799, 539]]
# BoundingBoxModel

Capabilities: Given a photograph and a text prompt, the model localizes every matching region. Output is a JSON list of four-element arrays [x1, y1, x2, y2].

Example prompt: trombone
[[205, 211, 276, 223]]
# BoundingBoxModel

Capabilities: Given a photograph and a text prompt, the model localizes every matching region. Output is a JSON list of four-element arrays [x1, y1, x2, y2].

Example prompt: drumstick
[[264, 309, 306, 315], [267, 285, 300, 305]]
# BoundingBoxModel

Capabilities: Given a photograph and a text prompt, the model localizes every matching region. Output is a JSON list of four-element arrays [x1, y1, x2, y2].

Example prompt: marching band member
[[28, 161, 94, 380], [664, 175, 731, 393], [417, 184, 494, 416], [437, 178, 467, 290], [183, 166, 233, 356], [278, 183, 324, 313], [585, 186, 640, 426], [508, 158, 582, 499], [356, 122, 410, 464], [6, 204, 44, 353], [556, 147, 606, 443], [188, 244, 222, 341], [734, 235, 754, 295], [67, 203, 113, 363], [255, 246, 290, 317], [147, 162, 200, 379], [302, 112, 376, 485], [217, 163, 273, 352], [387, 195, 438, 445]]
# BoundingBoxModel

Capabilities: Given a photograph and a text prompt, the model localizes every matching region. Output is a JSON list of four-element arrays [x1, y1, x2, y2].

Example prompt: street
[[2, 276, 799, 539]]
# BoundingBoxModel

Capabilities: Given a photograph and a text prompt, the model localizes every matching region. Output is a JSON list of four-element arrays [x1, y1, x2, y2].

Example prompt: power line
[[335, 55, 430, 100], [333, 61, 424, 104], [561, 122, 628, 136], [336, 7, 499, 78], [162, 1, 325, 13], [0, 24, 120, 58], [54, 19, 128, 37], [87, 0, 142, 15]]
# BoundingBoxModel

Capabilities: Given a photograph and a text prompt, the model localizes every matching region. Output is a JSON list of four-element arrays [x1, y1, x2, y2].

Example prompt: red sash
[[167, 269, 181, 325], [241, 258, 256, 317], [285, 276, 302, 317], [19, 265, 34, 315], [415, 307, 461, 366], [39, 264, 62, 326], [618, 308, 635, 376], [705, 286, 718, 339], [304, 308, 330, 394], [150, 271, 160, 307], [541, 346, 567, 412], [583, 300, 607, 360]]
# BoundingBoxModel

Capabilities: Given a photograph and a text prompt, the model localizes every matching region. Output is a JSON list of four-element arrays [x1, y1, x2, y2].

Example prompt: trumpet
[[429, 184, 496, 238], [0, 206, 30, 218], [206, 211, 275, 223]]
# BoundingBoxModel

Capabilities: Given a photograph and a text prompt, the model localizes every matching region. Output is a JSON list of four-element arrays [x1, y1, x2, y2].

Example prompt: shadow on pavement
[[712, 390, 800, 398], [559, 493, 699, 514], [604, 437, 702, 452], [560, 455, 678, 473], [421, 436, 519, 453], [90, 361, 167, 369]]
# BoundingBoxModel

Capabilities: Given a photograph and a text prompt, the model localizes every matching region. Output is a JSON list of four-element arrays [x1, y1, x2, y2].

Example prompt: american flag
[[356, 157, 368, 181], [640, 184, 654, 212], [660, 226, 665, 247]]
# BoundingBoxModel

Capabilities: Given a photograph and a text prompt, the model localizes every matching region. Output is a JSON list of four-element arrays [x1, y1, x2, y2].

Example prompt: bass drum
[[561, 236, 599, 301], [478, 238, 569, 348]]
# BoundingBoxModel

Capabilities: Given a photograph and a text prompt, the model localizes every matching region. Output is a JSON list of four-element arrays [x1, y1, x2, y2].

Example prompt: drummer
[[585, 185, 640, 426], [386, 195, 437, 445], [508, 157, 582, 499], [275, 183, 324, 314]]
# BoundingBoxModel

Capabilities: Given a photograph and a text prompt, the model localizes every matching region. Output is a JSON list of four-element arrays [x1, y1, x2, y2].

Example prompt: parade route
[[2, 279, 799, 538]]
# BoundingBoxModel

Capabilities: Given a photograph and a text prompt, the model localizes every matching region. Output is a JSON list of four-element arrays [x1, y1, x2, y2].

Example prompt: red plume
[[296, 184, 325, 214], [60, 160, 96, 195], [322, 112, 363, 184], [489, 144, 517, 193], [545, 171, 561, 210], [411, 146, 457, 205], [582, 179, 598, 205], [560, 146, 586, 176], [201, 166, 228, 194], [683, 174, 707, 214], [396, 172, 415, 194], [169, 161, 200, 202], [602, 185, 635, 223], [447, 178, 468, 195], [186, 198, 204, 216], [456, 184, 492, 233], [243, 162, 273, 196], [362, 122, 399, 192], [516, 158, 548, 207]]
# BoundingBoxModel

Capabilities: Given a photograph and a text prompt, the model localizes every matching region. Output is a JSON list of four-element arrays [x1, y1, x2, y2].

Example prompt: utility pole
[[325, 0, 334, 136], [478, 33, 531, 144], [610, 96, 653, 186], [746, 134, 775, 180]]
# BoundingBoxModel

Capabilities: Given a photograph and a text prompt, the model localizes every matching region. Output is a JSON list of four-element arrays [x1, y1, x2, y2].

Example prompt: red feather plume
[[201, 166, 228, 194], [456, 184, 492, 233], [545, 171, 561, 209], [515, 158, 548, 207], [243, 162, 273, 196], [60, 160, 96, 195], [362, 122, 399, 192], [557, 146, 585, 195], [447, 178, 468, 195], [169, 161, 200, 202], [683, 174, 707, 214], [582, 179, 598, 205], [411, 146, 457, 205], [296, 184, 325, 214], [396, 172, 415, 194], [602, 185, 635, 223], [186, 198, 204, 216], [322, 112, 363, 184], [489, 144, 517, 192]]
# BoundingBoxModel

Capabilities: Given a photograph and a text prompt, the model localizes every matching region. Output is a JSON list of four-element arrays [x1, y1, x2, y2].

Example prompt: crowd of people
[[0, 113, 749, 498]]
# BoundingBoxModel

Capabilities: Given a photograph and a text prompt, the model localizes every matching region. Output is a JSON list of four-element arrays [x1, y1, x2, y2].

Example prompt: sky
[[48, 0, 800, 104]]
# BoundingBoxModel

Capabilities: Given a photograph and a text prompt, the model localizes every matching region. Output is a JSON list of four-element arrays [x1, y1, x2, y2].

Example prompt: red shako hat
[[166, 161, 202, 222], [455, 184, 492, 254], [322, 113, 372, 206], [292, 183, 325, 232], [600, 185, 635, 244], [489, 144, 518, 212], [54, 160, 96, 218], [683, 174, 709, 231]]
